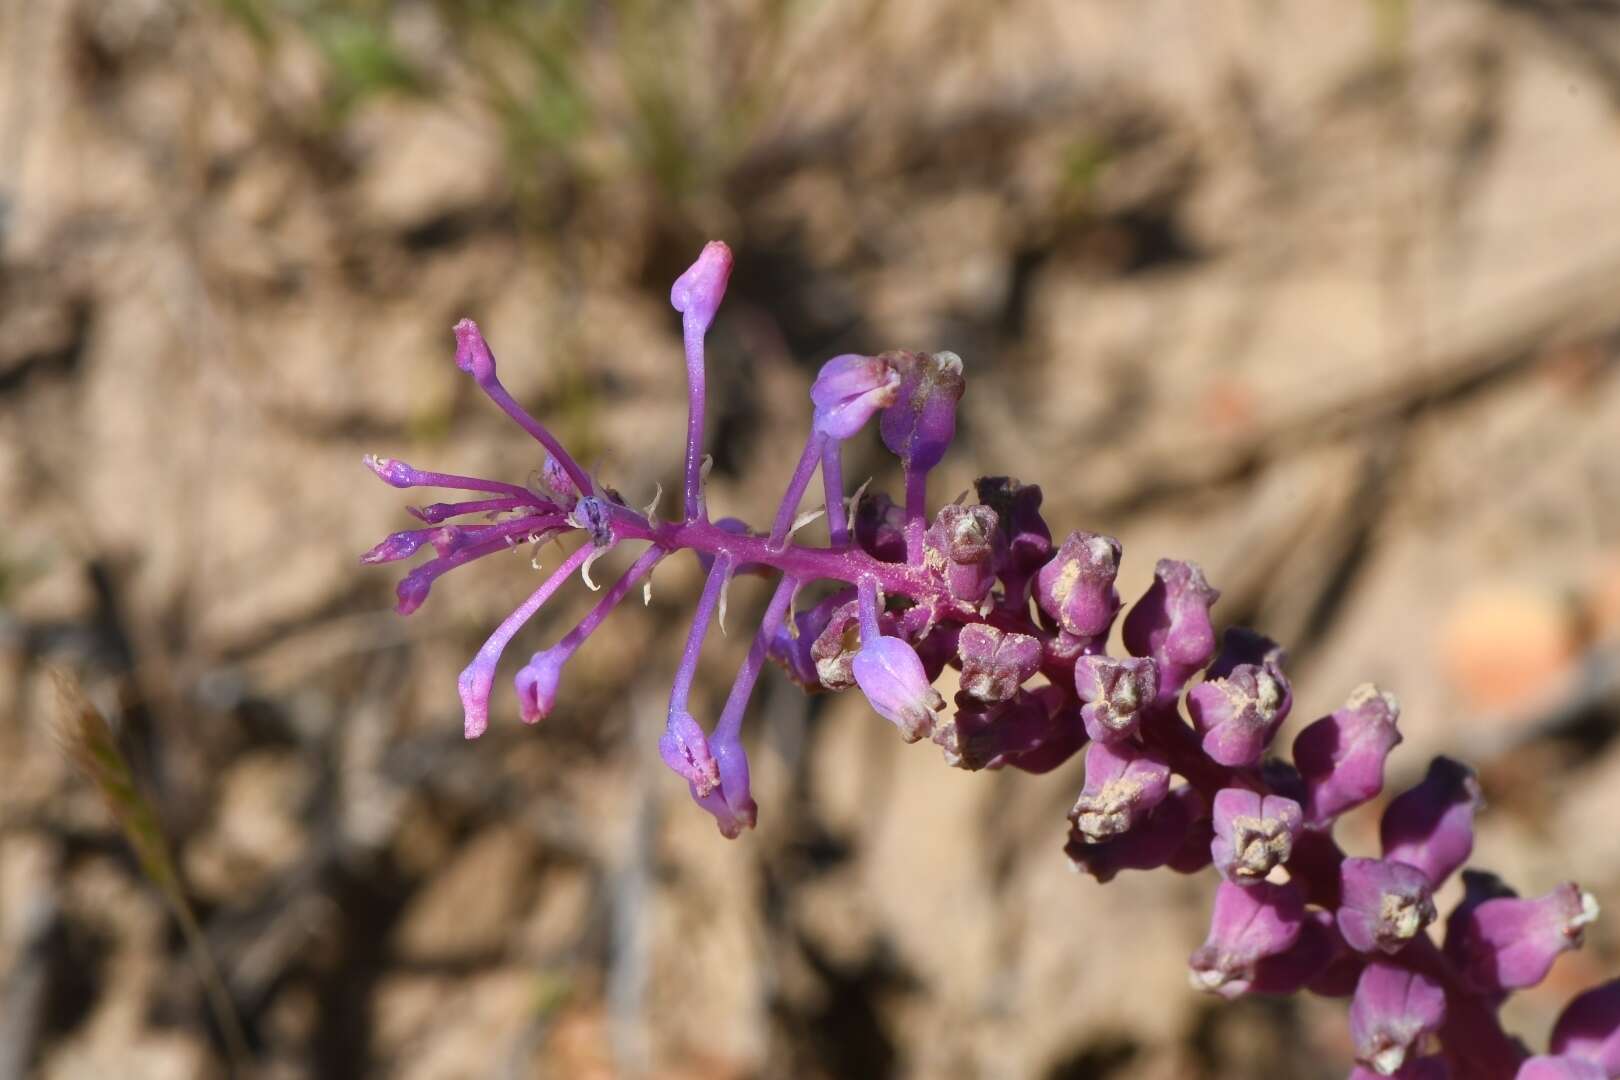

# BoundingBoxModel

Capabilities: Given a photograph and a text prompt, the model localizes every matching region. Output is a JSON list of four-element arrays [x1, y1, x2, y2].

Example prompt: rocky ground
[[1, 1, 1619, 1077]]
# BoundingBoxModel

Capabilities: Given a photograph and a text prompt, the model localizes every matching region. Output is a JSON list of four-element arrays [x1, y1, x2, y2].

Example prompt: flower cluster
[[363, 241, 1612, 1078]]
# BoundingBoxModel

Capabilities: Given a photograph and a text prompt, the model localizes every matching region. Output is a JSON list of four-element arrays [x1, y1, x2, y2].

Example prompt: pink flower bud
[[1338, 857, 1437, 955], [1188, 880, 1306, 999], [811, 354, 902, 440], [1073, 655, 1157, 743], [1121, 558, 1221, 699], [852, 634, 944, 742], [1448, 882, 1599, 994], [1068, 739, 1172, 842], [1211, 788, 1302, 885], [1293, 683, 1403, 827], [670, 240, 733, 334], [1035, 530, 1123, 640], [957, 624, 1041, 704], [879, 350, 964, 473], [1349, 961, 1446, 1077]]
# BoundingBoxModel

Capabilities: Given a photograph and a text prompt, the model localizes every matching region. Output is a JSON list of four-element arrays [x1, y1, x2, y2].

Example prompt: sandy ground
[[1, 1, 1619, 1077]]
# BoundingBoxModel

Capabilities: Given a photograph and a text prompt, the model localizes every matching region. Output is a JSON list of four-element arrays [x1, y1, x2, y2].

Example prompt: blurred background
[[2, 1, 1620, 1077]]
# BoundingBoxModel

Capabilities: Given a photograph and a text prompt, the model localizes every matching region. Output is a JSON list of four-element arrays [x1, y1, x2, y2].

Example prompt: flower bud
[[361, 528, 437, 565], [1065, 785, 1204, 883], [660, 708, 721, 795], [1516, 1057, 1606, 1080], [852, 634, 945, 742], [975, 476, 1051, 564], [854, 491, 908, 562], [1380, 756, 1483, 889], [924, 503, 1001, 604], [1211, 788, 1302, 885], [936, 690, 1052, 771], [1188, 880, 1306, 999], [537, 454, 580, 509], [513, 646, 567, 724], [1187, 646, 1291, 767], [879, 349, 965, 473], [1035, 530, 1122, 639], [364, 453, 423, 489], [1293, 683, 1403, 827], [1337, 857, 1437, 955], [1248, 908, 1341, 996], [1447, 882, 1599, 993], [453, 317, 497, 384], [811, 354, 902, 440], [1121, 558, 1221, 699], [1073, 655, 1158, 743], [1068, 739, 1172, 842], [670, 240, 733, 334], [1551, 979, 1620, 1074], [957, 623, 1041, 704], [1349, 961, 1446, 1077]]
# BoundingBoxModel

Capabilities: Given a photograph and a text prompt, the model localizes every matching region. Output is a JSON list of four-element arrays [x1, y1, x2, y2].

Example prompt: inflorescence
[[363, 241, 1615, 1079]]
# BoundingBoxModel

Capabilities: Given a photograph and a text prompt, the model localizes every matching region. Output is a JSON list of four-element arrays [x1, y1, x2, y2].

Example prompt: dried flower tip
[[852, 635, 944, 742], [1069, 739, 1172, 842], [1074, 655, 1158, 743], [1035, 530, 1123, 640], [879, 350, 965, 474], [689, 731, 757, 839], [811, 354, 902, 440], [1211, 788, 1302, 885], [1380, 756, 1483, 889], [670, 240, 733, 334], [1121, 558, 1221, 698], [1448, 882, 1599, 993], [955, 624, 1041, 704], [1551, 978, 1620, 1074], [1293, 683, 1403, 827], [1349, 961, 1446, 1077], [1188, 657, 1292, 768], [1188, 880, 1306, 999], [1338, 857, 1437, 955]]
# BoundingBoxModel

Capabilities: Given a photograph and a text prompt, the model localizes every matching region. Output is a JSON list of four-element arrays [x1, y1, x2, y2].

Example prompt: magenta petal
[[670, 241, 733, 333], [1294, 683, 1403, 827], [1120, 558, 1220, 699], [1381, 756, 1483, 889], [1338, 857, 1437, 955], [1210, 788, 1302, 886], [1448, 882, 1598, 993], [852, 635, 944, 742]]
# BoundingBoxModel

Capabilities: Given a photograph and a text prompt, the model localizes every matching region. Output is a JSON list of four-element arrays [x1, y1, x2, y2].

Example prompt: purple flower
[[1381, 756, 1483, 889], [1294, 683, 1403, 827], [957, 623, 1041, 704], [1349, 961, 1447, 1077], [1073, 655, 1158, 743], [1121, 558, 1220, 699], [811, 353, 903, 440], [1188, 880, 1306, 999], [1187, 655, 1292, 767], [1446, 882, 1599, 993], [1068, 739, 1172, 842], [1035, 530, 1123, 640], [1551, 979, 1620, 1072], [853, 634, 944, 743], [879, 349, 964, 474], [1210, 788, 1302, 885], [1338, 857, 1438, 955]]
